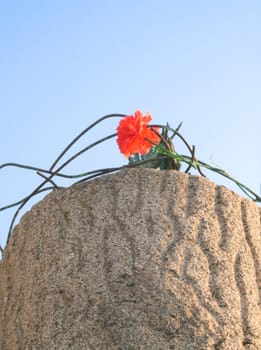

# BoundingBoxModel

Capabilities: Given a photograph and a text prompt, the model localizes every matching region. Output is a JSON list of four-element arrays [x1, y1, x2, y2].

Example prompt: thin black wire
[[5, 114, 125, 244], [0, 187, 55, 212], [170, 122, 183, 139], [49, 113, 125, 171], [150, 124, 194, 154], [150, 124, 206, 176], [150, 124, 261, 201], [52, 133, 117, 173], [75, 167, 124, 184], [37, 172, 60, 188], [74, 156, 170, 184], [0, 162, 66, 177], [0, 162, 113, 180], [184, 145, 195, 174]]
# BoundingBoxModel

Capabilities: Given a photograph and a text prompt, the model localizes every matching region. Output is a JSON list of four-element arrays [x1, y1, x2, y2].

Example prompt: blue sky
[[0, 0, 260, 252]]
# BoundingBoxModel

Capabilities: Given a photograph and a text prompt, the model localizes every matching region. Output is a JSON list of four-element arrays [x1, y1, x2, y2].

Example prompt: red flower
[[116, 110, 161, 158]]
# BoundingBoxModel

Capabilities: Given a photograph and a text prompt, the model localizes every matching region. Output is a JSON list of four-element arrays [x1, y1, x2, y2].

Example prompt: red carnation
[[116, 110, 161, 158]]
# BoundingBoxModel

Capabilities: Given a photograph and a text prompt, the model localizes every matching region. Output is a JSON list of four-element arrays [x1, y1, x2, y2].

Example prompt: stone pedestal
[[1, 168, 261, 349]]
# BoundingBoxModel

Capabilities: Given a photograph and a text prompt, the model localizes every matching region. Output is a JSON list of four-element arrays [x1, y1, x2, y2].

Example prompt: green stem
[[154, 144, 261, 203]]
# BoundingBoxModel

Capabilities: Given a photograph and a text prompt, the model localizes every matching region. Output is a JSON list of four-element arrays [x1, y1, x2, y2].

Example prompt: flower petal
[[116, 110, 160, 158]]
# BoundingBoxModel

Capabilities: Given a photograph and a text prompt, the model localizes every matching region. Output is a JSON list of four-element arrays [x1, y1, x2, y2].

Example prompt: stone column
[[0, 168, 261, 349]]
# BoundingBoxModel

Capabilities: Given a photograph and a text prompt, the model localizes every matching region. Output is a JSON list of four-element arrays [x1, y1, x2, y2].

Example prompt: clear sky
[[1, 0, 260, 252]]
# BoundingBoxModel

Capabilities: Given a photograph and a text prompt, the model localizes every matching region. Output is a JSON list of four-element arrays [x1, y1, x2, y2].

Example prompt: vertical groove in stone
[[241, 200, 261, 304], [0, 168, 261, 349]]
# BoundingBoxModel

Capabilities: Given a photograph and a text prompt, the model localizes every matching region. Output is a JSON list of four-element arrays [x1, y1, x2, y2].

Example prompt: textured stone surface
[[0, 168, 261, 349]]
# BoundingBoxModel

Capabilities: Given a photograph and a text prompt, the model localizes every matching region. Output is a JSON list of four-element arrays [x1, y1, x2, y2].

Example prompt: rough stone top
[[1, 168, 261, 349]]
